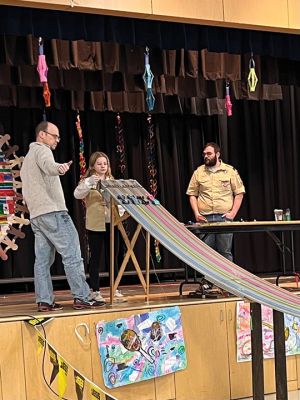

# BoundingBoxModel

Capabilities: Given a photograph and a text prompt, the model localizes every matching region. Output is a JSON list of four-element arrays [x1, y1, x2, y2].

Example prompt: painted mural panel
[[96, 306, 187, 388]]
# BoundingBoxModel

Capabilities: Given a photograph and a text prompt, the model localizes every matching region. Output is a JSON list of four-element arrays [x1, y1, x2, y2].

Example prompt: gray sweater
[[20, 142, 67, 219]]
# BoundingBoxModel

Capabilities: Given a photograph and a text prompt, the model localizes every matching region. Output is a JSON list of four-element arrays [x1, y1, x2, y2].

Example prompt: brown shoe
[[37, 302, 63, 312]]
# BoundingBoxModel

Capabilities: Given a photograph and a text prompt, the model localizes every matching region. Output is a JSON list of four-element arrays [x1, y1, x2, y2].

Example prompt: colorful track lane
[[102, 180, 300, 318]]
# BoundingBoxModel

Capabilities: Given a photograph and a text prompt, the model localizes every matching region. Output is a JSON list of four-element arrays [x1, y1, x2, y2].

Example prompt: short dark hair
[[203, 142, 221, 154], [35, 121, 49, 137]]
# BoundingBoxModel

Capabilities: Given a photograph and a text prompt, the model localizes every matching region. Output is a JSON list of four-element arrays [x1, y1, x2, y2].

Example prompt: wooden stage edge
[[0, 276, 297, 322], [1, 280, 300, 400], [0, 282, 238, 322]]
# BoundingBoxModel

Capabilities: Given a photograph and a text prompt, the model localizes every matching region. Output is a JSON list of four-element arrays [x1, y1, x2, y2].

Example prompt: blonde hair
[[83, 151, 113, 179]]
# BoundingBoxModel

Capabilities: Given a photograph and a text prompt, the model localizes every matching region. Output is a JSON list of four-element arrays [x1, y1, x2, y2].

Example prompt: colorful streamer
[[115, 114, 127, 178], [75, 112, 87, 179], [146, 114, 161, 262]]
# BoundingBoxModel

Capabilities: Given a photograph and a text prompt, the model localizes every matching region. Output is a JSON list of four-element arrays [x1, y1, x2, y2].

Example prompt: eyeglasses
[[43, 130, 61, 142]]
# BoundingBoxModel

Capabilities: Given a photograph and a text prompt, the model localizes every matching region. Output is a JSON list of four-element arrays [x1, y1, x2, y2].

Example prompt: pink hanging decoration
[[37, 55, 48, 83], [37, 37, 51, 108], [225, 81, 232, 117]]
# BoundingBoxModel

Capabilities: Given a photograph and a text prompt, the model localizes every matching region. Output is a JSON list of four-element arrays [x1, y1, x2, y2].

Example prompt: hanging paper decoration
[[146, 114, 161, 263], [225, 81, 232, 117], [74, 371, 85, 400], [75, 112, 90, 263], [115, 114, 127, 178], [0, 133, 29, 260], [37, 37, 51, 108], [58, 356, 69, 399], [248, 53, 258, 92], [48, 344, 59, 385], [142, 47, 155, 112], [75, 112, 87, 179], [115, 113, 130, 248]]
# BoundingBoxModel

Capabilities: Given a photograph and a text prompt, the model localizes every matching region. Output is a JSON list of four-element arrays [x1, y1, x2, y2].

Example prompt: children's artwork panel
[[96, 306, 187, 388], [236, 301, 300, 362]]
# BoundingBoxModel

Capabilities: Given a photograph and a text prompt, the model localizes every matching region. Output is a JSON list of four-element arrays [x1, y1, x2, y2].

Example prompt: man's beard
[[204, 155, 217, 167]]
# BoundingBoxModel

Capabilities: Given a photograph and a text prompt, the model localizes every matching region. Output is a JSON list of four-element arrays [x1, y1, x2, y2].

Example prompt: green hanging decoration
[[248, 53, 258, 92]]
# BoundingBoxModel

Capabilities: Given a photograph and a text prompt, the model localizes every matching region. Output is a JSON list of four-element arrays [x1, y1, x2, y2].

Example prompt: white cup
[[274, 209, 283, 221]]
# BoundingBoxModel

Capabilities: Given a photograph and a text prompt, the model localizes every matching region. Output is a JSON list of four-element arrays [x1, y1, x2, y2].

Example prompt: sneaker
[[37, 302, 63, 312], [114, 289, 128, 303], [88, 289, 95, 301], [88, 289, 106, 303], [94, 291, 106, 302], [73, 298, 106, 310]]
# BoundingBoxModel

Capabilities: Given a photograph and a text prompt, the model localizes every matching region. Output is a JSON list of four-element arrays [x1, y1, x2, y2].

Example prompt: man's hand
[[222, 211, 235, 221], [196, 214, 208, 223], [58, 160, 72, 175]]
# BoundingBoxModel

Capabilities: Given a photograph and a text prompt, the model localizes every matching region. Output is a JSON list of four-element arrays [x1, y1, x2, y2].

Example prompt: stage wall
[[1, 298, 299, 400]]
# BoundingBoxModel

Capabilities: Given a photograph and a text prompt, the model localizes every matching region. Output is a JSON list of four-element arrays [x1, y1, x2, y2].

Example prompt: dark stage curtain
[[1, 5, 300, 60], [1, 86, 300, 278], [223, 86, 300, 273]]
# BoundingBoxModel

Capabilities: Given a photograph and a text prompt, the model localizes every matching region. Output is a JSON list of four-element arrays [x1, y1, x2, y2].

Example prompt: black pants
[[87, 224, 120, 291]]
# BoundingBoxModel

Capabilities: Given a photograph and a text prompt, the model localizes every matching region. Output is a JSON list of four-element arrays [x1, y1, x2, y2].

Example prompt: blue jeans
[[31, 211, 90, 304], [200, 214, 233, 261]]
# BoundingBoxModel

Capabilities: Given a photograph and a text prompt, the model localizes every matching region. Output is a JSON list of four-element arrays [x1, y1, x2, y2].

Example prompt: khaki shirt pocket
[[199, 178, 210, 192], [219, 179, 232, 193]]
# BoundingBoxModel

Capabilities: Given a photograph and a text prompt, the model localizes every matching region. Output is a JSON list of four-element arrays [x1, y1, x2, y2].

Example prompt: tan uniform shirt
[[74, 177, 125, 232], [74, 178, 106, 231], [186, 161, 245, 215]]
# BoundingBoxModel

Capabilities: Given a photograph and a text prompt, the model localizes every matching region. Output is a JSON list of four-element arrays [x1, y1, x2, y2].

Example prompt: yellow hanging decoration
[[248, 54, 258, 92], [58, 356, 69, 399], [37, 332, 45, 355]]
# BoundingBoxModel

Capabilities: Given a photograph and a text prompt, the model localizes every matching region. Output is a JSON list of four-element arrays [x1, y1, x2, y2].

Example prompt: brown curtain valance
[[0, 34, 287, 114]]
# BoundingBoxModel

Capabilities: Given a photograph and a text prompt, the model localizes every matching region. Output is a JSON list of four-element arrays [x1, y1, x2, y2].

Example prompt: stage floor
[[0, 280, 234, 322], [0, 275, 299, 322]]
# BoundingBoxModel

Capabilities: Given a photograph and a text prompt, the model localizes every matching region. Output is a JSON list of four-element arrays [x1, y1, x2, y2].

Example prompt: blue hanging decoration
[[142, 47, 155, 112]]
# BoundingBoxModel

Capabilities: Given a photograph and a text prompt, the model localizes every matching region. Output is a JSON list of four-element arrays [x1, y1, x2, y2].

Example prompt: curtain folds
[[0, 35, 290, 114]]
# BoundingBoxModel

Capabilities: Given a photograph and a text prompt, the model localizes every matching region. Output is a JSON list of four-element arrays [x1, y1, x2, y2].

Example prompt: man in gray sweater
[[21, 121, 106, 311]]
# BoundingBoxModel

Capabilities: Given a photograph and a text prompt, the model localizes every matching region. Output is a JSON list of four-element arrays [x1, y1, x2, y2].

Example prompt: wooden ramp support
[[109, 196, 150, 304]]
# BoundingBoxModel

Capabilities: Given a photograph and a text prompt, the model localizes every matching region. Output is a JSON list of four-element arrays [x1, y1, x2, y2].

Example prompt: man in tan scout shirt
[[186, 142, 245, 261]]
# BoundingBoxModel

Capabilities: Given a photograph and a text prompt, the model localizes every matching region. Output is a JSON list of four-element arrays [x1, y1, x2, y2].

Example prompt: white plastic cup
[[274, 209, 283, 221]]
